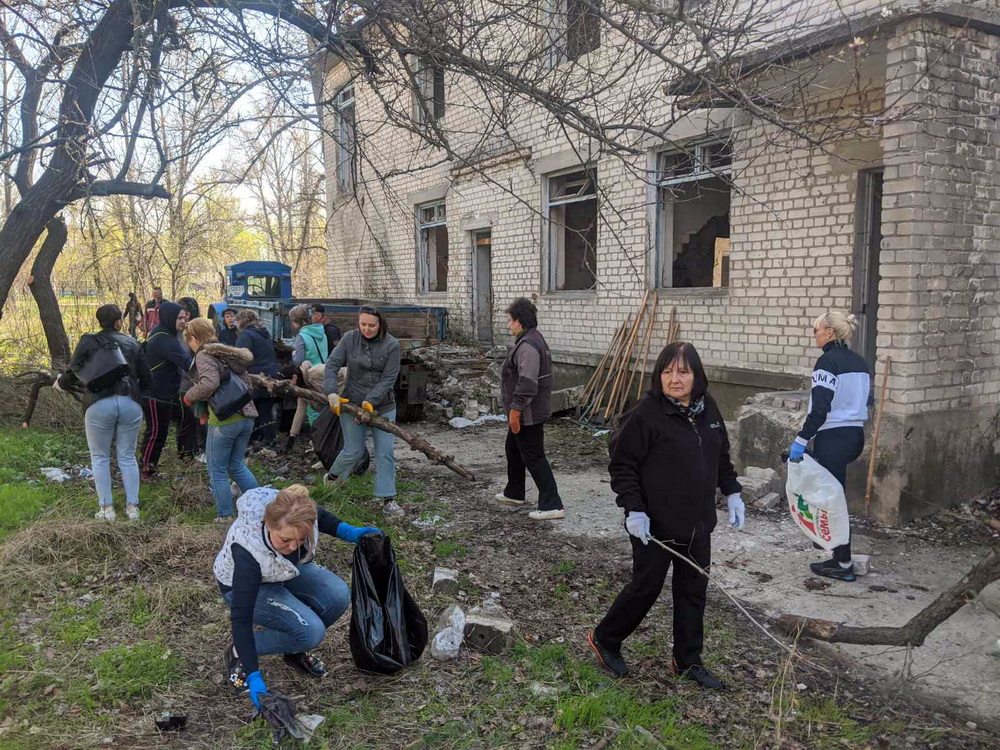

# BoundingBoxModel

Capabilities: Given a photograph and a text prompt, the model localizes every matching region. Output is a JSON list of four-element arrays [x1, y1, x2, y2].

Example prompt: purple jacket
[[501, 328, 553, 426]]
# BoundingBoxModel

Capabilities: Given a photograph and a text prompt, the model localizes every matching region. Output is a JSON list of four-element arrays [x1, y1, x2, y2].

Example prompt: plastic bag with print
[[785, 454, 851, 550]]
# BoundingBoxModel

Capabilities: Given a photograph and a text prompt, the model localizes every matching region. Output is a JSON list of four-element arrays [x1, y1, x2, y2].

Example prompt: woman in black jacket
[[588, 342, 744, 690], [235, 309, 280, 449]]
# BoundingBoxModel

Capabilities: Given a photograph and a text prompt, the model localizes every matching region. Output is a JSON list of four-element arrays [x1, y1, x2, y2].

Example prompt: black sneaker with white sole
[[587, 631, 629, 678], [223, 641, 248, 692], [809, 558, 856, 581]]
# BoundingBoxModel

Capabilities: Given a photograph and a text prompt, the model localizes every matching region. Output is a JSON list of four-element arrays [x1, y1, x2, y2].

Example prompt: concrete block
[[550, 385, 585, 414], [737, 473, 774, 504], [852, 554, 870, 577], [464, 602, 514, 654], [757, 492, 782, 511], [432, 566, 460, 594], [744, 466, 783, 496]]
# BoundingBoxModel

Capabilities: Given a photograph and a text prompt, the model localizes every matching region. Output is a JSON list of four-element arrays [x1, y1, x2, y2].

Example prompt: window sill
[[541, 290, 598, 301], [654, 287, 730, 299], [418, 291, 449, 299]]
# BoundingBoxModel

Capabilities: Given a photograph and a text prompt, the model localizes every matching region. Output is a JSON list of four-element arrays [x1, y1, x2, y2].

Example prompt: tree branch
[[75, 180, 171, 199]]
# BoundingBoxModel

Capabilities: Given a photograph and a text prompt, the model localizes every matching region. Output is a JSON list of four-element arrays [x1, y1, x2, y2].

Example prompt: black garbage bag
[[349, 534, 427, 674], [311, 408, 370, 475]]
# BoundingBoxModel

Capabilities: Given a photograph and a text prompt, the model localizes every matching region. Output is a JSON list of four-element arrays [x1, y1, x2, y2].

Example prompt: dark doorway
[[472, 230, 492, 343], [853, 169, 883, 366]]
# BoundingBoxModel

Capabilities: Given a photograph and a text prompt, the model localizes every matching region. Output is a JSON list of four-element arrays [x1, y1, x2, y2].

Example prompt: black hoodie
[[142, 301, 191, 402]]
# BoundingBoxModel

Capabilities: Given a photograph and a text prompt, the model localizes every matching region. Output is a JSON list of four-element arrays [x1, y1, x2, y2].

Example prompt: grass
[[433, 539, 468, 559], [91, 640, 183, 701], [45, 599, 104, 646]]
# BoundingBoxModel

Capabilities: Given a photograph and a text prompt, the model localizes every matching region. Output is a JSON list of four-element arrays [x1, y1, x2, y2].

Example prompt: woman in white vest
[[214, 484, 379, 708]]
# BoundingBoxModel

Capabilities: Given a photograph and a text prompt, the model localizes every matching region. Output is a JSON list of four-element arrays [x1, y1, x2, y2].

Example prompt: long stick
[[604, 291, 649, 420], [248, 374, 477, 481], [864, 357, 891, 516], [666, 306, 677, 343], [610, 303, 645, 419], [582, 320, 626, 405], [590, 313, 632, 417], [627, 295, 658, 402]]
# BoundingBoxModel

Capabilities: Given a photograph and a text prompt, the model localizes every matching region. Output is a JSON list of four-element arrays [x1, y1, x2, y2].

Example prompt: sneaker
[[587, 631, 629, 678], [94, 506, 117, 522], [529, 508, 566, 521], [322, 472, 340, 486], [214, 515, 234, 524], [140, 467, 156, 481], [230, 481, 240, 499], [495, 492, 525, 507], [810, 559, 856, 582], [196, 452, 207, 464], [223, 641, 248, 692], [125, 505, 140, 521], [382, 499, 405, 518], [283, 651, 328, 678], [671, 660, 726, 691]]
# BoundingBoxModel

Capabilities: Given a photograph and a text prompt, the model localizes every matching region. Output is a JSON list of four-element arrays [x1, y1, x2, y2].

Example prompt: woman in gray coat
[[323, 306, 403, 517]]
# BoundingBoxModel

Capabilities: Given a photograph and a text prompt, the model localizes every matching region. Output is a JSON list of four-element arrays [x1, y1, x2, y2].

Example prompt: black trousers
[[176, 400, 204, 459], [812, 427, 865, 563], [140, 398, 174, 472], [594, 530, 711, 670], [503, 422, 563, 511], [251, 397, 277, 448]]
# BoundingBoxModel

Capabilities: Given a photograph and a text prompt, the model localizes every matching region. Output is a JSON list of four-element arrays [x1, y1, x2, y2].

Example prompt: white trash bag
[[785, 454, 851, 550]]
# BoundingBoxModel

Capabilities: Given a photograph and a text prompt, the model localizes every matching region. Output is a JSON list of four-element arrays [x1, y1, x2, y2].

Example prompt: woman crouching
[[214, 484, 380, 708]]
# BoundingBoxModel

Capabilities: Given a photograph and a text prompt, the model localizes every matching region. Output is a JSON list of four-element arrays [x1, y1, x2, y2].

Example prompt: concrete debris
[[432, 566, 460, 595], [449, 414, 507, 429], [465, 600, 514, 654], [743, 466, 784, 496], [431, 604, 466, 661], [757, 492, 782, 511], [737, 471, 775, 505], [736, 391, 807, 473]]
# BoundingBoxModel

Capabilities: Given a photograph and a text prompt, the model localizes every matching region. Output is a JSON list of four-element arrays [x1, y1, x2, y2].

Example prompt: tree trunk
[[776, 547, 1000, 646], [28, 216, 71, 369]]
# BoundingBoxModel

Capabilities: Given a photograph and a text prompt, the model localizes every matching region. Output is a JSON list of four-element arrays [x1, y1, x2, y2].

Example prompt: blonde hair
[[263, 484, 317, 530], [289, 304, 313, 326], [184, 317, 218, 345], [814, 311, 858, 341], [235, 309, 259, 330]]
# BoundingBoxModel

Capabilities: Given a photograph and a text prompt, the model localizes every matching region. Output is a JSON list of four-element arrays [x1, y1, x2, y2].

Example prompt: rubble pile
[[409, 343, 509, 423]]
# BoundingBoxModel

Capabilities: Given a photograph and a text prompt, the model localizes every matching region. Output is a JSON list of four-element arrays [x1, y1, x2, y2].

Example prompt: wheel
[[395, 390, 424, 423]]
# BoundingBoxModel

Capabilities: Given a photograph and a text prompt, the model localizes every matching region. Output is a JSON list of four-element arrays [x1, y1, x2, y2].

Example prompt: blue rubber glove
[[246, 670, 267, 710], [625, 511, 651, 545], [788, 441, 806, 462], [727, 494, 746, 530], [335, 522, 381, 544]]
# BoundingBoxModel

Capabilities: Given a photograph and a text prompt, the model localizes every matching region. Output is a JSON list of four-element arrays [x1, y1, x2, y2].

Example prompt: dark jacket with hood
[[218, 322, 240, 346], [58, 329, 152, 411], [235, 324, 279, 401], [142, 302, 191, 402], [501, 327, 553, 426], [609, 391, 741, 539]]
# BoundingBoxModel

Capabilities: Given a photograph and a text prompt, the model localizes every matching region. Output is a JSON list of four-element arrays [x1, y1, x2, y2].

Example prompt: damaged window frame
[[413, 57, 446, 124], [417, 200, 449, 294], [546, 0, 601, 68], [654, 137, 733, 290], [334, 84, 356, 193], [544, 166, 599, 293]]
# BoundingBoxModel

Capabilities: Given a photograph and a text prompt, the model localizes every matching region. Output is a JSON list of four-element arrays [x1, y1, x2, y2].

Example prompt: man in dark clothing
[[312, 305, 341, 355], [140, 301, 190, 477], [498, 298, 564, 520], [217, 309, 240, 346], [124, 292, 143, 338], [141, 286, 168, 337], [235, 309, 280, 449]]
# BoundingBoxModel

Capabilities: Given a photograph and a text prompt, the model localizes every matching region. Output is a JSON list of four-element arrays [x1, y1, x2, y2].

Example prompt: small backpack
[[76, 334, 129, 393]]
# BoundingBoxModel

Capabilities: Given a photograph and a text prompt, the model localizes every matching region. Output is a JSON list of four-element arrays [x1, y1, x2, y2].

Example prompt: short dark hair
[[177, 297, 200, 319], [506, 297, 537, 329], [222, 308, 235, 318], [96, 304, 123, 330], [649, 342, 709, 402], [311, 304, 325, 314], [152, 286, 161, 291]]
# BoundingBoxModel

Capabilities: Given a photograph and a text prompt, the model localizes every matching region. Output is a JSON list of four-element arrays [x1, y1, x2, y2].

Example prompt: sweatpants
[[503, 422, 563, 511], [140, 398, 174, 473], [594, 529, 711, 670], [812, 426, 865, 563]]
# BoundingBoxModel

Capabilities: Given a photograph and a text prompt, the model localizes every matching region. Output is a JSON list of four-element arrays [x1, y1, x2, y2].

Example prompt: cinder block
[[432, 566, 460, 594], [852, 554, 870, 577], [464, 602, 514, 654]]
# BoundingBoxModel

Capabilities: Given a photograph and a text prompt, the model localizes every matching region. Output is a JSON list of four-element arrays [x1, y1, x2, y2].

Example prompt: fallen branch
[[248, 374, 476, 481], [776, 547, 1000, 646], [16, 369, 79, 427]]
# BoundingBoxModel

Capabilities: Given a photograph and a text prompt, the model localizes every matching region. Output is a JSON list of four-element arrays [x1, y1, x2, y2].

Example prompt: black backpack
[[76, 334, 130, 393]]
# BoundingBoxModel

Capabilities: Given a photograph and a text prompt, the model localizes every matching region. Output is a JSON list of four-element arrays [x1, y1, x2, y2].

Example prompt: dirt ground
[[407, 417, 1000, 730]]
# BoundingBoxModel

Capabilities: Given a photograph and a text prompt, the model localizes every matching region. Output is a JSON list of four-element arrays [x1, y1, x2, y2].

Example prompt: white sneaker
[[495, 492, 525, 507], [95, 506, 117, 521], [382, 500, 405, 518], [126, 505, 140, 521], [529, 509, 566, 521], [196, 453, 207, 464]]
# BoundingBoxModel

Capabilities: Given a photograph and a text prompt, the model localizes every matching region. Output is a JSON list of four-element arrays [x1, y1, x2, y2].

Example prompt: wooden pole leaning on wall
[[581, 320, 626, 406], [589, 313, 632, 418], [610, 296, 649, 419], [627, 294, 659, 403], [605, 290, 650, 421], [864, 356, 892, 517]]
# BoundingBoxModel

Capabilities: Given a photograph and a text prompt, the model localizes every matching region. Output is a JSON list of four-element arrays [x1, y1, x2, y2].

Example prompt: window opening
[[547, 168, 598, 291], [334, 85, 356, 192], [417, 201, 449, 293]]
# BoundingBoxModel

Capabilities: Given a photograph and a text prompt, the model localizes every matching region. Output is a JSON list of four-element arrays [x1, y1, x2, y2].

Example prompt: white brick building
[[320, 1, 1000, 523]]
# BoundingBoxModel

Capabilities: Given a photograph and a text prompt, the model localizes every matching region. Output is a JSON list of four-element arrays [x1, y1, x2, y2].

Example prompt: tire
[[395, 391, 424, 423]]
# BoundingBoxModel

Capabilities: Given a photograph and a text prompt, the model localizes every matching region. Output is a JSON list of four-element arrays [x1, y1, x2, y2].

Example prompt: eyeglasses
[[359, 306, 378, 315]]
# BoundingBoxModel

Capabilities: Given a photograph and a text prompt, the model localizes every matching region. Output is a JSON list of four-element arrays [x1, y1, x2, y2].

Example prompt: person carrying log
[[323, 305, 404, 518]]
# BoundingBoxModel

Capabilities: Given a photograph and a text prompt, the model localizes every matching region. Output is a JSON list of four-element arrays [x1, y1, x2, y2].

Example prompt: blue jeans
[[207, 418, 258, 517], [84, 395, 143, 508], [223, 563, 350, 656], [332, 408, 396, 498]]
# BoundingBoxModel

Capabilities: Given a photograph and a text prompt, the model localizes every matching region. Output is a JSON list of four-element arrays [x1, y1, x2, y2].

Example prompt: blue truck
[[209, 261, 447, 421]]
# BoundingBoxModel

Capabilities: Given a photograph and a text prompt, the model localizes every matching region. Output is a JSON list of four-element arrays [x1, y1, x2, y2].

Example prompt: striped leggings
[[140, 397, 174, 473]]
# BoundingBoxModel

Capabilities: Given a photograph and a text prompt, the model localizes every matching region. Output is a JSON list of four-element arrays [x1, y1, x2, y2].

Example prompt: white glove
[[727, 493, 746, 531], [625, 511, 651, 545]]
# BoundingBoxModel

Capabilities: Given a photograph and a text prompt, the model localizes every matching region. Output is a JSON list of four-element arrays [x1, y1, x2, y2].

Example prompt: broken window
[[547, 168, 598, 291], [413, 58, 446, 124], [655, 139, 732, 288], [334, 85, 356, 193], [549, 0, 601, 66], [417, 201, 449, 293]]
